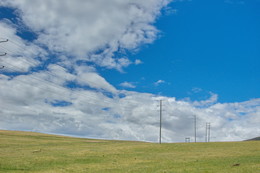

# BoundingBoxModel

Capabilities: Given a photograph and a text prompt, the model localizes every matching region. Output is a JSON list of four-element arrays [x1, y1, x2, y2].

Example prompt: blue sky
[[102, 0, 260, 103], [0, 0, 259, 142]]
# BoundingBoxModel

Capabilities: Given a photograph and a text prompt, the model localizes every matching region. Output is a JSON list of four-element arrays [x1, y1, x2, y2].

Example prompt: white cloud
[[76, 71, 117, 93], [1, 59, 260, 142], [192, 93, 218, 107], [120, 82, 136, 89], [1, 77, 259, 142], [134, 59, 143, 65], [191, 87, 203, 93], [0, 0, 171, 70], [154, 79, 165, 86]]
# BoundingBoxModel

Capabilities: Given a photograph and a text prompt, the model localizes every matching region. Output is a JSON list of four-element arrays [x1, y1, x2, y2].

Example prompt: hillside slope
[[0, 130, 260, 173], [247, 136, 260, 141]]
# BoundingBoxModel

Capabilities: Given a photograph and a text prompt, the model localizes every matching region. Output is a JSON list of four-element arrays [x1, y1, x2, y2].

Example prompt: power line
[[0, 38, 115, 104], [0, 38, 48, 72], [0, 64, 115, 111], [0, 38, 39, 56], [0, 38, 177, 141], [1, 64, 114, 106], [0, 44, 39, 67], [0, 38, 169, 140], [0, 38, 116, 104]]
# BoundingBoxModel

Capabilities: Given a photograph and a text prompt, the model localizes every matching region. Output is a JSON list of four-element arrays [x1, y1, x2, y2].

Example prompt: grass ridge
[[0, 130, 259, 173]]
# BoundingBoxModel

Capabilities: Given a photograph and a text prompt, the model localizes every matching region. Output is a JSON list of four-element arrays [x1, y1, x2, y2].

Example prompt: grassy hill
[[0, 130, 259, 173], [247, 137, 260, 141]]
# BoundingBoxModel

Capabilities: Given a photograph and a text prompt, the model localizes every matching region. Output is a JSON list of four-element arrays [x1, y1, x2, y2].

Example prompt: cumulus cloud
[[119, 82, 136, 89], [76, 72, 117, 93], [192, 92, 218, 107], [0, 0, 171, 70], [191, 87, 203, 93], [154, 79, 165, 86], [134, 59, 143, 65], [0, 76, 259, 142]]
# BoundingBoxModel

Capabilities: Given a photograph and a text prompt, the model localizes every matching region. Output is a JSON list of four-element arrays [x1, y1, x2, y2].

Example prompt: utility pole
[[185, 137, 190, 143], [0, 53, 6, 56], [205, 123, 208, 142], [159, 100, 162, 144], [0, 39, 8, 43], [0, 39, 8, 69], [194, 115, 197, 143], [208, 123, 211, 142], [0, 39, 8, 56], [205, 122, 211, 142]]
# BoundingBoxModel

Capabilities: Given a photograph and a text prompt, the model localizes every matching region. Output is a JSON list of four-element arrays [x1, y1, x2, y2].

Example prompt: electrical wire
[[1, 64, 114, 107], [0, 38, 159, 116]]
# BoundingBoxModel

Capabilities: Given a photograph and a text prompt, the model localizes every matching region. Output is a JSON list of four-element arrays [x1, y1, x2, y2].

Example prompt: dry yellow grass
[[0, 130, 259, 173]]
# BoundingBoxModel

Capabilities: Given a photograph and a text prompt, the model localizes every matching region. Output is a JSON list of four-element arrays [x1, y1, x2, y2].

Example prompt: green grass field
[[0, 130, 259, 173]]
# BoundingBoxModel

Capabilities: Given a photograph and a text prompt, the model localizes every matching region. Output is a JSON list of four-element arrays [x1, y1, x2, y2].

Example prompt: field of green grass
[[0, 130, 259, 173]]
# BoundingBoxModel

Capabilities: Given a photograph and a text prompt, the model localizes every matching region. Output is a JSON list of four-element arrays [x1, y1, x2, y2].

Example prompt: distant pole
[[0, 39, 8, 56], [208, 123, 211, 142], [159, 100, 162, 144], [205, 123, 211, 142], [185, 137, 190, 143], [0, 39, 8, 43], [0, 53, 7, 56], [205, 123, 208, 142], [194, 115, 197, 143]]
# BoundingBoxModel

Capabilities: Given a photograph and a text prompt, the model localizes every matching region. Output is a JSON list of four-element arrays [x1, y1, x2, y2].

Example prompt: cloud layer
[[0, 73, 259, 142], [1, 0, 170, 70]]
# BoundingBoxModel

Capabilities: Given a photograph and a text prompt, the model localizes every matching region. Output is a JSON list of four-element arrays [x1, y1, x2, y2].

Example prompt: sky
[[0, 0, 259, 143]]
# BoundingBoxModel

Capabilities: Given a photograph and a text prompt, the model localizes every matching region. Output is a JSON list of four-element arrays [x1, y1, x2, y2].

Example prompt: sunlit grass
[[0, 130, 259, 173]]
